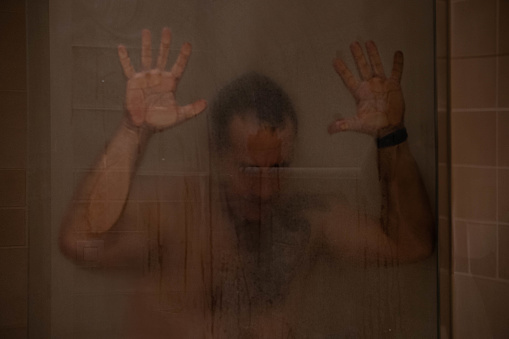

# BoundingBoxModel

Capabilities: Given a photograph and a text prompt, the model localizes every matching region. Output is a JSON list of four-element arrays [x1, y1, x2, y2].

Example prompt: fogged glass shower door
[[49, 0, 436, 338]]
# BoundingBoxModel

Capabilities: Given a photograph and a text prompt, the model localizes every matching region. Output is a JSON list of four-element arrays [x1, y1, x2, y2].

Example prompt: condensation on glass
[[50, 0, 437, 338]]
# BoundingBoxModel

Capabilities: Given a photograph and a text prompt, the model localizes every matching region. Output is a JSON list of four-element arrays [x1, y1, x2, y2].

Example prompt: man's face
[[219, 113, 296, 222]]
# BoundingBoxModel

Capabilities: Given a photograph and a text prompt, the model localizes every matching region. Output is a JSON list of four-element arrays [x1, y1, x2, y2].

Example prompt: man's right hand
[[117, 28, 207, 132]]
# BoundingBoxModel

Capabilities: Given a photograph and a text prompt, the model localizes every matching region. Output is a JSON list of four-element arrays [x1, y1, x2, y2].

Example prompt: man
[[60, 28, 433, 338]]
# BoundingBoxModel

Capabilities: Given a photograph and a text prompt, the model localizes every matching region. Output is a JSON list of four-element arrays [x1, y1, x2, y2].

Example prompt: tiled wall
[[451, 0, 509, 337], [0, 1, 28, 339]]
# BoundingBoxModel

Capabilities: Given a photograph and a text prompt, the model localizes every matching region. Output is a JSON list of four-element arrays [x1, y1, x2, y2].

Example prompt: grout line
[[451, 53, 508, 59], [452, 107, 509, 112], [454, 271, 509, 283], [453, 217, 498, 226], [452, 164, 509, 170]]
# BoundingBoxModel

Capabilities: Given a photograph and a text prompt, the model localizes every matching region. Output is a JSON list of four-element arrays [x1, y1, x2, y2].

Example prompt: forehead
[[228, 113, 295, 166]]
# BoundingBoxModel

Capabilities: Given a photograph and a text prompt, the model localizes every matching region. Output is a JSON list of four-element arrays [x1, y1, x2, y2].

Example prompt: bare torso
[[124, 185, 324, 338]]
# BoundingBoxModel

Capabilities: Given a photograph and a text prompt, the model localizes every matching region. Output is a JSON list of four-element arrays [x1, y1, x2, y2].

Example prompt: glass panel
[[49, 0, 437, 337]]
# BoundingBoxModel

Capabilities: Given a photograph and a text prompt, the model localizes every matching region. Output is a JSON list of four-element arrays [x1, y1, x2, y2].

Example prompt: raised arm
[[324, 41, 434, 263], [59, 28, 207, 265]]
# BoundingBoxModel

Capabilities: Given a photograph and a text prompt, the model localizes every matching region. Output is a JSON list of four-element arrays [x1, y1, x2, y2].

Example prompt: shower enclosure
[[23, 0, 440, 337]]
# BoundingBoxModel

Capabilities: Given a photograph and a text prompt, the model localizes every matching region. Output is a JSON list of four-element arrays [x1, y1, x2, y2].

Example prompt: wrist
[[377, 126, 407, 149], [377, 122, 405, 138], [122, 118, 153, 137]]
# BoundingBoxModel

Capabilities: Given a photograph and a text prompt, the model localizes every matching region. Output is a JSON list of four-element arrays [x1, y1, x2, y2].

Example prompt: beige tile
[[451, 111, 496, 166], [0, 91, 26, 169], [0, 208, 25, 247], [499, 169, 509, 223], [0, 12, 26, 91], [499, 112, 509, 167], [469, 277, 509, 338], [0, 170, 25, 207], [499, 225, 509, 279], [451, 57, 497, 109], [500, 0, 509, 55], [499, 56, 509, 108], [0, 248, 27, 328], [453, 220, 468, 273], [453, 275, 509, 338], [439, 164, 450, 218], [453, 275, 493, 338], [451, 0, 497, 57], [467, 223, 496, 277], [452, 167, 496, 221]]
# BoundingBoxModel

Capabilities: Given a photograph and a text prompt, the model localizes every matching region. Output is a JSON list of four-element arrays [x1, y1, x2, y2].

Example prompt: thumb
[[328, 117, 363, 134]]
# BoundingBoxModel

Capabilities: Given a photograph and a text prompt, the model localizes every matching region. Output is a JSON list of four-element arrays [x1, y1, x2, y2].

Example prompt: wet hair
[[211, 72, 298, 153]]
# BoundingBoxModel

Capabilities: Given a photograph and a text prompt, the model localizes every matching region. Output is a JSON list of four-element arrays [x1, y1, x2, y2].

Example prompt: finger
[[170, 43, 192, 84], [333, 58, 359, 98], [176, 99, 207, 122], [118, 45, 136, 79], [156, 27, 172, 70], [141, 29, 152, 71], [350, 42, 372, 80], [327, 117, 363, 134], [366, 41, 386, 78], [390, 51, 404, 83]]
